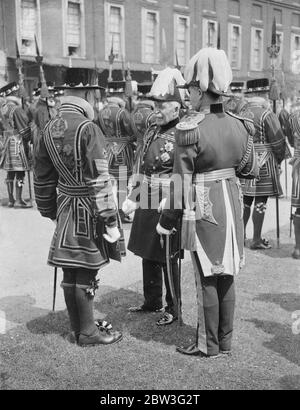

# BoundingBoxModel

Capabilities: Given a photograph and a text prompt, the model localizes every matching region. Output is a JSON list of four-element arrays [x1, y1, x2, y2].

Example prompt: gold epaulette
[[226, 111, 255, 136], [175, 112, 205, 146]]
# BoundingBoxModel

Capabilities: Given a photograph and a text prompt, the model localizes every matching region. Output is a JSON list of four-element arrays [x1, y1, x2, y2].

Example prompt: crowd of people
[[0, 45, 298, 357]]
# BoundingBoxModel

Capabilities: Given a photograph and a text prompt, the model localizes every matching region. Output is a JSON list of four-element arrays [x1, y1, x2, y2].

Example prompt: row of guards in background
[[225, 77, 291, 251]]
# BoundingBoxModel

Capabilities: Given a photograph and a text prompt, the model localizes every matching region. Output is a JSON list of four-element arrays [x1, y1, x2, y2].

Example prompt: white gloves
[[156, 223, 174, 236], [122, 198, 138, 215], [157, 198, 167, 213], [103, 226, 121, 243]]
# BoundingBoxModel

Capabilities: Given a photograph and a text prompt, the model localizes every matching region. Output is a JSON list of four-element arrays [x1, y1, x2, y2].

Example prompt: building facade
[[1, 0, 300, 97]]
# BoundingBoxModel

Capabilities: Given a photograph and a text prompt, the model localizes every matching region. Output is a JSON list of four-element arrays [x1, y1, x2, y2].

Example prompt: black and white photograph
[[0, 0, 299, 393]]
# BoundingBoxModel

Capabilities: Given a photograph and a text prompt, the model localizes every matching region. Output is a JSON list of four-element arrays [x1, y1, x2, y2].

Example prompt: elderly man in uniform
[[156, 48, 259, 357], [33, 68, 123, 346], [122, 67, 186, 326], [241, 79, 287, 249], [95, 80, 135, 223], [0, 82, 32, 208]]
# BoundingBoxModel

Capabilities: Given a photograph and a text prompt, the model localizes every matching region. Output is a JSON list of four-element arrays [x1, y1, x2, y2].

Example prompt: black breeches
[[62, 268, 98, 286], [243, 195, 268, 208], [6, 171, 25, 182]]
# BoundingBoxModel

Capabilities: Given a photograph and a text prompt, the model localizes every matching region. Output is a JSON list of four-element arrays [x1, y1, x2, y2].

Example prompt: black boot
[[75, 285, 122, 346], [6, 179, 15, 207], [292, 214, 300, 259], [14, 181, 32, 208], [61, 283, 80, 343]]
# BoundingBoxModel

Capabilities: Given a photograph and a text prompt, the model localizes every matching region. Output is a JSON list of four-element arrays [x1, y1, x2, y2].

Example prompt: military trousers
[[191, 252, 235, 356]]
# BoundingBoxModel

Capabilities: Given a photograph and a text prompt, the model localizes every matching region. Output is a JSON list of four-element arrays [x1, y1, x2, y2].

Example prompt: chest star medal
[[176, 113, 205, 131]]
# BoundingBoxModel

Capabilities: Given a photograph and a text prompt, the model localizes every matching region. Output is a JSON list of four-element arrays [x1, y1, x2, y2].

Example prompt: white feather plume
[[184, 48, 232, 92], [149, 67, 186, 102]]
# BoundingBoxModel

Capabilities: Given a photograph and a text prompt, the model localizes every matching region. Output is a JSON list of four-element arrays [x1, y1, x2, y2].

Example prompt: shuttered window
[[67, 1, 81, 55], [228, 23, 241, 69], [109, 6, 122, 59], [20, 0, 37, 55], [174, 15, 190, 66]]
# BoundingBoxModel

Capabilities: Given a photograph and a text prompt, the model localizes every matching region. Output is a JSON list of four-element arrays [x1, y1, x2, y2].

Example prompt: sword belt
[[193, 167, 236, 183]]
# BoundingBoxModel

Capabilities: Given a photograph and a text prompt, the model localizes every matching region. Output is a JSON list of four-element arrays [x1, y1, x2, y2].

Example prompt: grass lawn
[[1, 223, 300, 390]]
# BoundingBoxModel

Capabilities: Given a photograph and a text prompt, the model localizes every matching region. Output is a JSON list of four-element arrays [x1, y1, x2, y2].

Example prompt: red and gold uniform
[[159, 103, 258, 356]]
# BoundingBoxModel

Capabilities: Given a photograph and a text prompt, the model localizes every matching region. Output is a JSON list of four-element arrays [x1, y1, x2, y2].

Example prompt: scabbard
[[165, 235, 178, 317], [52, 267, 57, 312]]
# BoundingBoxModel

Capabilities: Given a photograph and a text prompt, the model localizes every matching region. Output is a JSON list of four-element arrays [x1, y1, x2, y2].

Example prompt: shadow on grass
[[253, 293, 300, 313], [95, 287, 196, 347], [0, 295, 49, 325], [247, 318, 300, 367], [278, 374, 300, 390], [23, 286, 196, 348]]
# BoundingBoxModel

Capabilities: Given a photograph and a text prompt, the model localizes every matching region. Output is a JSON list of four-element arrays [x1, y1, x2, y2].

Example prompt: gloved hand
[[156, 223, 174, 236], [52, 219, 57, 226], [103, 226, 121, 243], [122, 198, 138, 215], [157, 198, 167, 213]]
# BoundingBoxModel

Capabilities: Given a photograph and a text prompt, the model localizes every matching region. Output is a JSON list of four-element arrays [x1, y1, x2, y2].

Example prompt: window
[[252, 4, 263, 21], [291, 33, 300, 74], [17, 0, 41, 55], [203, 0, 216, 12], [202, 19, 218, 48], [292, 13, 300, 28], [174, 15, 190, 66], [250, 27, 263, 71], [228, 23, 241, 69], [141, 9, 159, 64], [229, 0, 240, 17], [275, 32, 283, 68], [105, 2, 125, 62], [274, 9, 282, 25], [63, 0, 85, 58]]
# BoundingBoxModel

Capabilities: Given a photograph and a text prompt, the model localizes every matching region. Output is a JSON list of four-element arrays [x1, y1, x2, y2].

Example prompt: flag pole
[[267, 17, 281, 248]]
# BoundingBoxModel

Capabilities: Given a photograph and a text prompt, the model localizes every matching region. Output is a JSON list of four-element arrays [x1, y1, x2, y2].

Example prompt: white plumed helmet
[[183, 47, 233, 95], [148, 67, 186, 106]]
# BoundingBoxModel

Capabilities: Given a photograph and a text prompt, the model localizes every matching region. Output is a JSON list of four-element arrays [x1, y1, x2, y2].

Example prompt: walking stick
[[276, 195, 280, 248], [52, 267, 58, 312], [290, 206, 293, 238], [177, 219, 183, 326], [285, 158, 288, 198]]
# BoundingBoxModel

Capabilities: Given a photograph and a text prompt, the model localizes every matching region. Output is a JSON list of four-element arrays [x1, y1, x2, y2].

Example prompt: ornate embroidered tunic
[[34, 103, 118, 269], [0, 103, 31, 171], [241, 99, 286, 197], [159, 104, 259, 277], [130, 101, 156, 174], [128, 119, 180, 263], [289, 111, 300, 208], [96, 102, 135, 181]]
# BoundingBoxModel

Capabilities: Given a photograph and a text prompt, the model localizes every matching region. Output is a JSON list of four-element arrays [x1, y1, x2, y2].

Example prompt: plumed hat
[[244, 78, 269, 94], [0, 81, 19, 97], [181, 47, 232, 95], [55, 68, 105, 91], [147, 67, 186, 106]]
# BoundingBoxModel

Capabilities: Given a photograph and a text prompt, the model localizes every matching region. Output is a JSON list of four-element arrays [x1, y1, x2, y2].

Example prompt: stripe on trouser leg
[[191, 251, 208, 356]]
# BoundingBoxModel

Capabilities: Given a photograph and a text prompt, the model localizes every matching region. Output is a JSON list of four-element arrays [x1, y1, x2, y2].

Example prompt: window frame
[[202, 18, 218, 48], [228, 22, 242, 70], [104, 1, 125, 62], [141, 7, 160, 64], [62, 0, 86, 58], [174, 13, 190, 66], [250, 26, 264, 71], [15, 0, 42, 56]]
